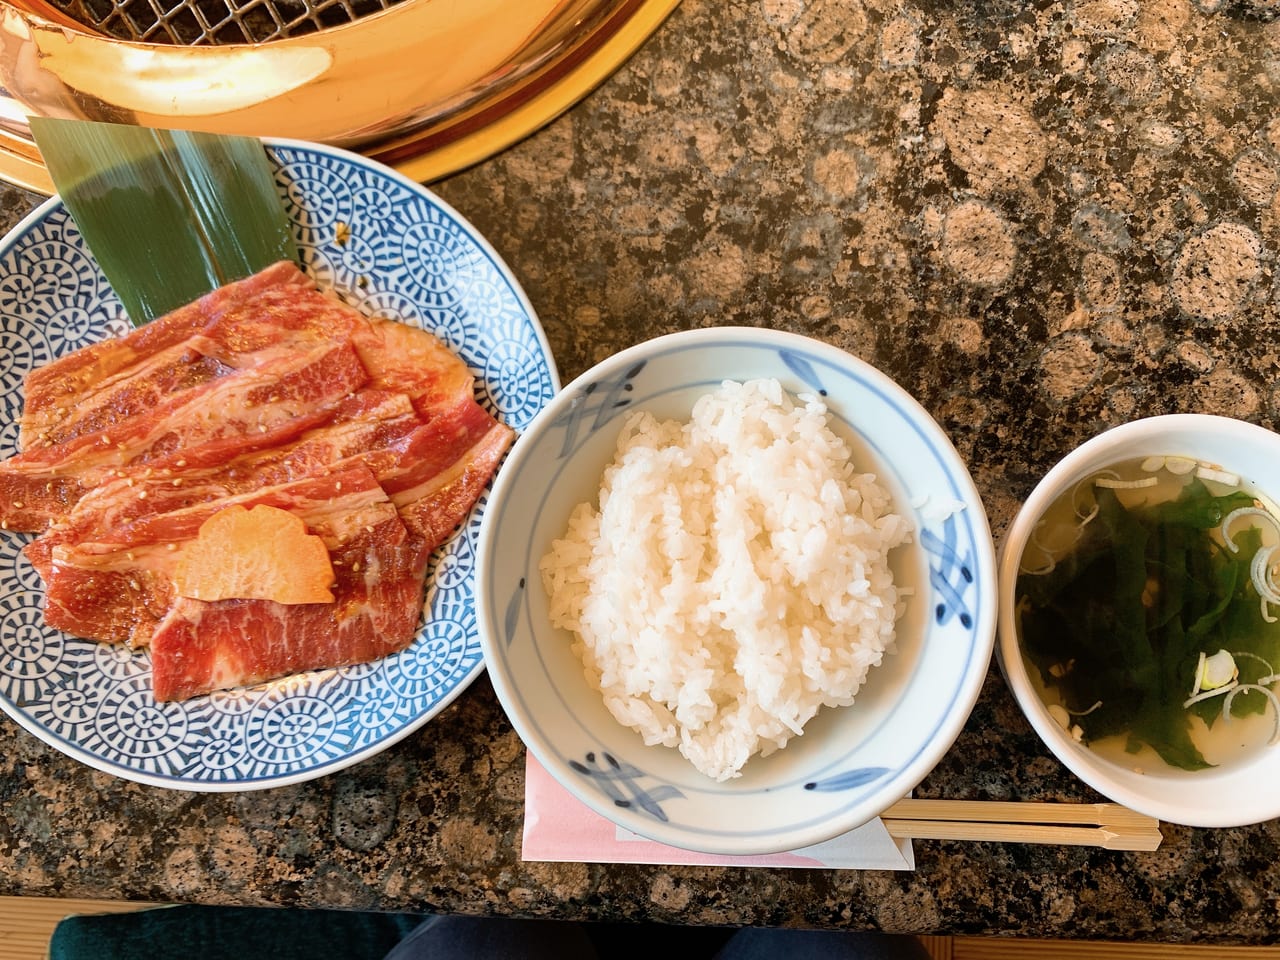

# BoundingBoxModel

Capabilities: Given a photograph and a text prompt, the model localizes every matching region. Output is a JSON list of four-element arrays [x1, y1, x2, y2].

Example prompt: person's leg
[[50, 905, 420, 960], [713, 928, 932, 960], [382, 914, 599, 960]]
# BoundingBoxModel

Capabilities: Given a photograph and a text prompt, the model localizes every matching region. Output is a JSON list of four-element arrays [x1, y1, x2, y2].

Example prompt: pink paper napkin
[[521, 752, 915, 870]]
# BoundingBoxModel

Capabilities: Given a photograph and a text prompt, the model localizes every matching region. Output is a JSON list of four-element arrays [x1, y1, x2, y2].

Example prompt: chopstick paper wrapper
[[522, 753, 916, 870], [522, 754, 1163, 867]]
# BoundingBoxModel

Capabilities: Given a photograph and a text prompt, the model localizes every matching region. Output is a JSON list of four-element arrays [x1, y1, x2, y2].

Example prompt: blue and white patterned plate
[[0, 139, 557, 791], [478, 328, 996, 855]]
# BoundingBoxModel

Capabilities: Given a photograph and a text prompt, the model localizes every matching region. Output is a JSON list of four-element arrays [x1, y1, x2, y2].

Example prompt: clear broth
[[1016, 454, 1280, 774]]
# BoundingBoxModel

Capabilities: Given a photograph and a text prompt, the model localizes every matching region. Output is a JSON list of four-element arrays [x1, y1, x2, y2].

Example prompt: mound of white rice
[[539, 378, 911, 781]]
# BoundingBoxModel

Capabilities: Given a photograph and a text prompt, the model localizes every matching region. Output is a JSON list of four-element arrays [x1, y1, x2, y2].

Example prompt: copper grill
[[40, 0, 403, 43], [0, 0, 679, 194]]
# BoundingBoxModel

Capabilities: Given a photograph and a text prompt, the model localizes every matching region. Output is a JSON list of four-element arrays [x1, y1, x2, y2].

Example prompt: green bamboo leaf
[[30, 118, 298, 326]]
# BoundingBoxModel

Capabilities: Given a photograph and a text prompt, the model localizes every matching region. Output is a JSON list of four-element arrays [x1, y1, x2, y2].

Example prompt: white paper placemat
[[521, 753, 915, 870]]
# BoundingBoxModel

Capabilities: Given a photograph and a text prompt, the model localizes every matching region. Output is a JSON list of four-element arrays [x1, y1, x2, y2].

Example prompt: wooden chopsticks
[[880, 799, 1163, 851]]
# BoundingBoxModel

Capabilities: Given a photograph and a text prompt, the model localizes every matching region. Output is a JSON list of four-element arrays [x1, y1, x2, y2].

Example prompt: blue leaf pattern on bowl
[[592, 361, 645, 430], [921, 516, 975, 630], [552, 361, 646, 458], [502, 578, 525, 649], [803, 766, 891, 791], [569, 750, 683, 822], [779, 349, 828, 395]]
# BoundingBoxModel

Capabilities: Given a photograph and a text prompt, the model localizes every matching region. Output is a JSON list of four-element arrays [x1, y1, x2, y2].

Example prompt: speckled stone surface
[[2, 0, 1280, 945]]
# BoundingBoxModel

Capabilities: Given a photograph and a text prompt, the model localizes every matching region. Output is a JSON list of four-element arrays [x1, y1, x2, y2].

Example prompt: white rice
[[539, 378, 911, 781]]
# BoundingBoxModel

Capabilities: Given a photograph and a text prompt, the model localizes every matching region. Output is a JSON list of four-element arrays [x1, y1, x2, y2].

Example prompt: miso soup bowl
[[997, 414, 1280, 828], [477, 327, 997, 856]]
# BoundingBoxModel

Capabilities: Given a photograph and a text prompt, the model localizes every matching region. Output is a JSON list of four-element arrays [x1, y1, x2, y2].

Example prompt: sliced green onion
[[1231, 650, 1277, 680], [1184, 679, 1239, 708], [1249, 545, 1280, 624], [1070, 473, 1111, 522], [1196, 465, 1240, 486], [1190, 651, 1207, 699], [1220, 506, 1280, 553], [1222, 684, 1280, 745], [1094, 476, 1158, 489], [1067, 700, 1103, 717], [1203, 650, 1239, 690]]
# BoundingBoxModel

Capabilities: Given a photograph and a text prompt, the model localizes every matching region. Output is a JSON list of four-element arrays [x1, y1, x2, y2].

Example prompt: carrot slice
[[173, 503, 335, 604]]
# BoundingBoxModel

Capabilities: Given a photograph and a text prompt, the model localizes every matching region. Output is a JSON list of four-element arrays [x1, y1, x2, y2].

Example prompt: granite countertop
[[2, 0, 1280, 945]]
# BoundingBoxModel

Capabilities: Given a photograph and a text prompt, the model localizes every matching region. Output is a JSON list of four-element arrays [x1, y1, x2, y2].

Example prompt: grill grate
[[44, 0, 406, 44]]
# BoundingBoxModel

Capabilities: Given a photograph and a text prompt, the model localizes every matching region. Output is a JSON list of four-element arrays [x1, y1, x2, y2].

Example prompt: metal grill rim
[[44, 0, 401, 44]]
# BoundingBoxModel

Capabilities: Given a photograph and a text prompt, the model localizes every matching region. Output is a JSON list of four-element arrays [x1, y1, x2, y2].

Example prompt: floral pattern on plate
[[0, 138, 557, 791]]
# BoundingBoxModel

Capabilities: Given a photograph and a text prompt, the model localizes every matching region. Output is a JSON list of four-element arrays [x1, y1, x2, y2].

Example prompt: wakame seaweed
[[1016, 478, 1280, 771]]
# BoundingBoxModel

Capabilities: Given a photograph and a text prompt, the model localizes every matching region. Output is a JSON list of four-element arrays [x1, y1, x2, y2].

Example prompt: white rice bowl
[[477, 328, 996, 855], [540, 379, 912, 782]]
